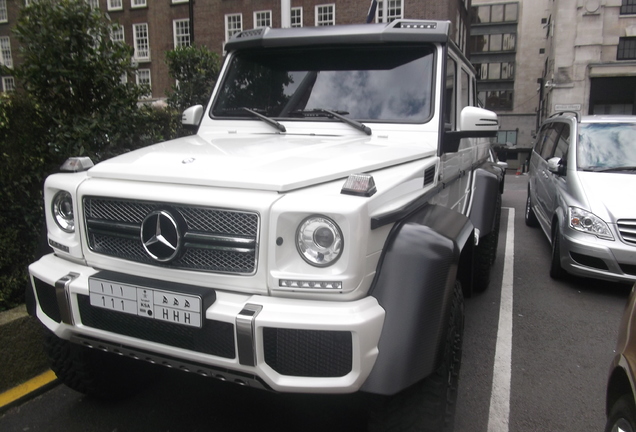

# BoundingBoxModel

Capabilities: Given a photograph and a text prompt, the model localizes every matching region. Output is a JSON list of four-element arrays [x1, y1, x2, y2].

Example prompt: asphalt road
[[0, 173, 630, 432]]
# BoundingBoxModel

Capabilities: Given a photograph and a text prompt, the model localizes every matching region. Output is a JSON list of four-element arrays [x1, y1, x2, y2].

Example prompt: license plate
[[88, 278, 203, 328]]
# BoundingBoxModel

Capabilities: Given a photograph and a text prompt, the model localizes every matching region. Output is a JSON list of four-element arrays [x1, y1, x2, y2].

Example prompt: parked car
[[606, 284, 636, 432], [525, 113, 636, 282]]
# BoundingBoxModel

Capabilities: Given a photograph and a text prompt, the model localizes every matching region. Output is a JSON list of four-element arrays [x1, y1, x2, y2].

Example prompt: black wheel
[[605, 394, 636, 432], [367, 281, 464, 432], [550, 225, 565, 279], [525, 190, 539, 227], [43, 328, 155, 399], [474, 193, 501, 293]]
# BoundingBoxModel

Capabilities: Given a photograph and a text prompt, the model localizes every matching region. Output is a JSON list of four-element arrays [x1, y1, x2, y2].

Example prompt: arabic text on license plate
[[88, 278, 202, 328]]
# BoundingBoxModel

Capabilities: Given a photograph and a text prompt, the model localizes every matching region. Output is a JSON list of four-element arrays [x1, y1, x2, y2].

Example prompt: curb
[[0, 304, 53, 408]]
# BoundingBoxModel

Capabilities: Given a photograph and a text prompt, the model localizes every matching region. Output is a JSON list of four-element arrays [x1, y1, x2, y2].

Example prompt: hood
[[577, 171, 636, 221], [87, 133, 437, 192]]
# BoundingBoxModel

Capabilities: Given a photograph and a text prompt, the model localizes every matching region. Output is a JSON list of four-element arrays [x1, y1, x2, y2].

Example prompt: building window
[[479, 90, 513, 111], [2, 76, 15, 92], [110, 24, 124, 43], [225, 14, 242, 41], [108, 0, 123, 11], [618, 37, 636, 60], [131, 0, 146, 8], [621, 0, 636, 15], [136, 68, 151, 96], [470, 33, 516, 53], [0, 37, 12, 69], [254, 10, 271, 28], [133, 23, 150, 61], [476, 62, 515, 80], [497, 130, 518, 146], [471, 3, 518, 24], [316, 4, 335, 26], [377, 0, 403, 23], [0, 0, 7, 23], [86, 0, 99, 8], [173, 19, 190, 48], [172, 0, 189, 3], [291, 7, 303, 27]]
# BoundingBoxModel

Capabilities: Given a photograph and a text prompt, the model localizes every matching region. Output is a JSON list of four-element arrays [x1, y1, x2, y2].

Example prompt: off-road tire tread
[[474, 193, 501, 292]]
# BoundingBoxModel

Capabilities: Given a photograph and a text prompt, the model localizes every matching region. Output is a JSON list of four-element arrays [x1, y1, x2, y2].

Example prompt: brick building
[[0, 0, 472, 100]]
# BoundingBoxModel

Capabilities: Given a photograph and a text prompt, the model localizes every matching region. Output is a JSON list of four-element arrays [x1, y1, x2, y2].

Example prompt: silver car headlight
[[296, 215, 343, 267], [568, 207, 613, 240], [52, 191, 75, 233]]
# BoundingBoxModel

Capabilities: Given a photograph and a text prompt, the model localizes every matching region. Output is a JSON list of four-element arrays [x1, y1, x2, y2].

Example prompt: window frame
[[0, 36, 12, 69], [618, 37, 636, 60], [253, 10, 272, 29], [0, 0, 7, 23], [315, 4, 335, 26], [108, 0, 123, 11], [621, 0, 636, 15], [136, 68, 151, 97], [110, 24, 125, 43], [291, 7, 303, 27], [173, 18, 191, 48], [132, 23, 150, 62], [2, 76, 15, 92], [131, 0, 146, 9], [376, 0, 404, 23], [225, 13, 243, 42]]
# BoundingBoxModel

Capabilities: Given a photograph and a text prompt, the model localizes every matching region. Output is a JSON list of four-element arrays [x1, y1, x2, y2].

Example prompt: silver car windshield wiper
[[291, 109, 372, 136], [240, 107, 286, 133]]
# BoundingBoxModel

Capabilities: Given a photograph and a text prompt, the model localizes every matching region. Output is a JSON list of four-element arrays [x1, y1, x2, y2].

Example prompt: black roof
[[225, 19, 451, 51]]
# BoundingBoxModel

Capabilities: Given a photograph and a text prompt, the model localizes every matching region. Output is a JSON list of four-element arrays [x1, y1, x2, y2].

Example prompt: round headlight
[[52, 191, 75, 233], [296, 215, 343, 267]]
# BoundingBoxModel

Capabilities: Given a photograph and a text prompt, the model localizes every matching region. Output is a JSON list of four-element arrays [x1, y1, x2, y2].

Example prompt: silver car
[[526, 113, 636, 282]]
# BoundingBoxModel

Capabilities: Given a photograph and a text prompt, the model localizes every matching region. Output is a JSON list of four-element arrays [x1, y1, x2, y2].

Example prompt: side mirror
[[442, 106, 499, 153], [547, 157, 566, 175], [182, 105, 204, 129]]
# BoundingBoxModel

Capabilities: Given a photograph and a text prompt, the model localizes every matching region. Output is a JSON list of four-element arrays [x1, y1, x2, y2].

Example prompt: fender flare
[[469, 166, 500, 237], [361, 204, 474, 396]]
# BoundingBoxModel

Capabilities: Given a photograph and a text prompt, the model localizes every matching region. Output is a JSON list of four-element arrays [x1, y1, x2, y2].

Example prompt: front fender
[[361, 204, 473, 395]]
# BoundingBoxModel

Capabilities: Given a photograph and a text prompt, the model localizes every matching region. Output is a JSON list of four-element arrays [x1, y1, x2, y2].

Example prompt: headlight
[[568, 207, 613, 240], [296, 215, 343, 267], [52, 191, 75, 233]]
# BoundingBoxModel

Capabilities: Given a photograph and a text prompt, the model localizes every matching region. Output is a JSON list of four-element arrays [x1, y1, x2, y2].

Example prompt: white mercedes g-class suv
[[28, 19, 501, 431]]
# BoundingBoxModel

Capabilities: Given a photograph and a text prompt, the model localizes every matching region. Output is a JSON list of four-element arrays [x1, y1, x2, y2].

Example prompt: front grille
[[84, 197, 259, 274], [263, 328, 353, 377], [77, 295, 236, 358], [617, 219, 636, 246]]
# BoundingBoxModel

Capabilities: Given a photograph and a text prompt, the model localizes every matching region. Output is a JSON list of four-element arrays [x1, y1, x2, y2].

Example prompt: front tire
[[605, 394, 636, 432], [550, 225, 565, 279], [43, 328, 155, 399], [474, 193, 502, 293], [367, 281, 464, 432]]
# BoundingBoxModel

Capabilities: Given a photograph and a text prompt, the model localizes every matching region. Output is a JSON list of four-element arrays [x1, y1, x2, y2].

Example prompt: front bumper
[[561, 227, 636, 283], [28, 254, 385, 394]]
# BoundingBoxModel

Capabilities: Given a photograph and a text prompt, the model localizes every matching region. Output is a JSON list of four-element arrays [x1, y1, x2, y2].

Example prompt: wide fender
[[361, 204, 474, 396], [470, 166, 500, 237]]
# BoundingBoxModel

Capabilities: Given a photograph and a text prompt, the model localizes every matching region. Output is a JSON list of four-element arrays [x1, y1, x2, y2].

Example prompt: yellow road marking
[[0, 370, 57, 409]]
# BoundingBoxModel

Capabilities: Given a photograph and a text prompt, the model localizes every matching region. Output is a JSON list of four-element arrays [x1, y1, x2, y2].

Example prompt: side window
[[445, 57, 457, 130], [539, 124, 563, 160], [553, 124, 570, 161], [460, 68, 470, 112]]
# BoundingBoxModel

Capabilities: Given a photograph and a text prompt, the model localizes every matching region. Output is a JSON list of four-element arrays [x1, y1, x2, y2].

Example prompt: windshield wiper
[[240, 107, 286, 133], [583, 166, 636, 173], [291, 109, 372, 136]]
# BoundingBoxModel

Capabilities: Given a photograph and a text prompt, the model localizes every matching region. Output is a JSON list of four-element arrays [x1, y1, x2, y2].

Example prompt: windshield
[[578, 123, 636, 171], [211, 44, 435, 123]]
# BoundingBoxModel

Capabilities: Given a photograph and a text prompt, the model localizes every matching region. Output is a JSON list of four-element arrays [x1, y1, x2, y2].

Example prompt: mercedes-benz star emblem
[[140, 210, 182, 262]]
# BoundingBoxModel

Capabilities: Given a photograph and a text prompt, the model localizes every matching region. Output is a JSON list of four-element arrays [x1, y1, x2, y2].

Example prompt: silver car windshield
[[578, 123, 636, 172], [211, 44, 435, 124]]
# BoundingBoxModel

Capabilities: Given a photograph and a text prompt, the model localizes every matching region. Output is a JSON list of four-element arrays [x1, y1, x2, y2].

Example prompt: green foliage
[[13, 0, 149, 160], [0, 1, 182, 311], [166, 45, 221, 113]]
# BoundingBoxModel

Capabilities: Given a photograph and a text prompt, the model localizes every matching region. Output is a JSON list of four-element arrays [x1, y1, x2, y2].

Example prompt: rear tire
[[43, 328, 155, 399], [525, 190, 539, 227], [367, 281, 464, 432], [474, 193, 501, 293]]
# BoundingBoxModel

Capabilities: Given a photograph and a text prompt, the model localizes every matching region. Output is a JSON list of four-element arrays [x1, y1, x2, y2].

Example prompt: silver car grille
[[617, 219, 636, 246], [83, 197, 259, 275]]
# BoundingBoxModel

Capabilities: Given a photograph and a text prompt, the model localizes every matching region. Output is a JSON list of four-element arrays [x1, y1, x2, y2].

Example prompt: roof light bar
[[279, 280, 342, 290]]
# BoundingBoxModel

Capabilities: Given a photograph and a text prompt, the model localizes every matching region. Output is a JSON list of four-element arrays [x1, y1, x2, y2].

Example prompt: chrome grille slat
[[617, 219, 636, 246], [84, 197, 259, 274]]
